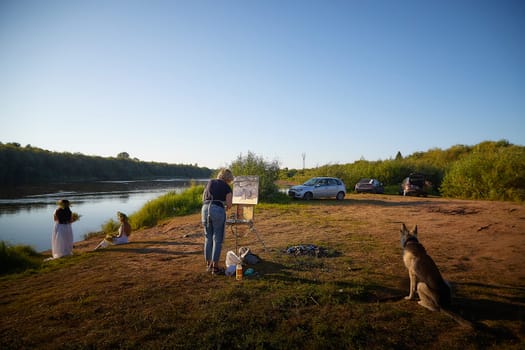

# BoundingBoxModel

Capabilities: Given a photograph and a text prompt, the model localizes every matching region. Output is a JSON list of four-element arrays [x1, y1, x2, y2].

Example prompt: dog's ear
[[412, 225, 418, 236], [400, 223, 408, 235]]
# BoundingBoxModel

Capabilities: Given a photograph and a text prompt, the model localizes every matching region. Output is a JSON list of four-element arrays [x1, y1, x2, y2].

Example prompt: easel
[[226, 204, 268, 253], [226, 176, 268, 253]]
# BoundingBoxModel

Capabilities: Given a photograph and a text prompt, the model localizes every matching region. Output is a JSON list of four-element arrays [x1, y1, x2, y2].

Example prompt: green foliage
[[441, 143, 525, 201], [117, 152, 130, 159], [2, 140, 523, 202], [0, 241, 42, 275], [262, 191, 292, 204], [279, 140, 524, 202], [0, 143, 213, 185], [83, 214, 123, 240], [101, 218, 120, 233], [130, 185, 204, 229], [230, 151, 280, 202], [288, 159, 442, 195]]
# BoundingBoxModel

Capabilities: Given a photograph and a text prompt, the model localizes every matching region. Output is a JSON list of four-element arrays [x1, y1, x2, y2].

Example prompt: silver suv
[[288, 177, 346, 200]]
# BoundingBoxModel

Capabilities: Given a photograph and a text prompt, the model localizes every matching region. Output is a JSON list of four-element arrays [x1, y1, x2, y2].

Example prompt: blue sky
[[1, 0, 523, 170]]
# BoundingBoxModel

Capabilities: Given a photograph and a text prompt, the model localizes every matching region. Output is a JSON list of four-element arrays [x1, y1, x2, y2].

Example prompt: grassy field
[[1, 195, 524, 349]]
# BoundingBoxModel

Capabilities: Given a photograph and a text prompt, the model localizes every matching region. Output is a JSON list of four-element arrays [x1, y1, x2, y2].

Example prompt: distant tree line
[[4, 141, 523, 202], [280, 140, 525, 202], [0, 143, 213, 185]]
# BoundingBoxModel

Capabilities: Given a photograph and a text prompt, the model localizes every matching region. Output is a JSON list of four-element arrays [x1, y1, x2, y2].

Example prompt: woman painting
[[201, 168, 234, 275], [51, 199, 75, 258]]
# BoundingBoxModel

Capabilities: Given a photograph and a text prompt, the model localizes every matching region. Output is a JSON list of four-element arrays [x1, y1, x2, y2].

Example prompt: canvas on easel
[[232, 175, 259, 205], [231, 175, 259, 223], [228, 176, 267, 252]]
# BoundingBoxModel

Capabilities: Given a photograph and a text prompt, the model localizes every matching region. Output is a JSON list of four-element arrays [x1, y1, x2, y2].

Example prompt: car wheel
[[303, 192, 313, 200], [336, 191, 345, 200]]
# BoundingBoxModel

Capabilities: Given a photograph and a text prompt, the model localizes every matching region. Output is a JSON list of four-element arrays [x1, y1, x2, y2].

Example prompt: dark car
[[288, 177, 346, 200], [400, 173, 428, 196], [354, 178, 384, 194]]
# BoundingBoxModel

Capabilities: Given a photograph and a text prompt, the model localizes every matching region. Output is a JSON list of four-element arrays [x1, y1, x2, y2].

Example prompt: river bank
[[1, 195, 524, 349], [0, 179, 208, 251]]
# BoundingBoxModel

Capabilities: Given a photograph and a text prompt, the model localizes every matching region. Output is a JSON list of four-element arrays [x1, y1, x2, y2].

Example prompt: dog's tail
[[440, 308, 475, 329]]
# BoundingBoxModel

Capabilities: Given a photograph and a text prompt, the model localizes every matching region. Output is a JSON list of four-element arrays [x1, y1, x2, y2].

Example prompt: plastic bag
[[238, 246, 251, 258], [225, 250, 242, 267]]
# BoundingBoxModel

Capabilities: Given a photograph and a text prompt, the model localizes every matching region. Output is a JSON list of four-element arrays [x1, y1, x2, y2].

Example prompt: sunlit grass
[[90, 186, 289, 239], [84, 185, 206, 241], [130, 185, 204, 229]]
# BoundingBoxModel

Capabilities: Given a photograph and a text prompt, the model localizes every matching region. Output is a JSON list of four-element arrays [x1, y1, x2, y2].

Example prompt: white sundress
[[96, 225, 129, 249], [52, 222, 73, 258], [112, 225, 129, 245]]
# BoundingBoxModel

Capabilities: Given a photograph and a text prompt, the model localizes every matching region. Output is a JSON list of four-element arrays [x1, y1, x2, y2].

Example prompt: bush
[[440, 145, 525, 202], [230, 151, 280, 202], [130, 185, 205, 229], [0, 241, 42, 275], [262, 191, 292, 204], [279, 140, 523, 201]]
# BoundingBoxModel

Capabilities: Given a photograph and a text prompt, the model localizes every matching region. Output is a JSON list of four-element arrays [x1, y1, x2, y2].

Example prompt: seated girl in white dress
[[94, 212, 131, 250]]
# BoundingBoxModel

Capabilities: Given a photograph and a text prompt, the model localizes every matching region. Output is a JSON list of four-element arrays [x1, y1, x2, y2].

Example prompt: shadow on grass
[[392, 280, 523, 342], [137, 240, 201, 247], [93, 241, 202, 256], [391, 279, 524, 323], [291, 196, 449, 208], [452, 287, 525, 322], [345, 198, 449, 207], [450, 293, 522, 344], [105, 247, 202, 256]]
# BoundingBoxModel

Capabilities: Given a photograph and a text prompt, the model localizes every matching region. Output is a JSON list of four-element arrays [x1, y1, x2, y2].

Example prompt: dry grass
[[1, 195, 524, 349]]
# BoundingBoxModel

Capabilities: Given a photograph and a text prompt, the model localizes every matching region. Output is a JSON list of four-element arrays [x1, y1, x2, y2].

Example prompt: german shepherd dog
[[400, 224, 473, 327], [400, 223, 451, 310]]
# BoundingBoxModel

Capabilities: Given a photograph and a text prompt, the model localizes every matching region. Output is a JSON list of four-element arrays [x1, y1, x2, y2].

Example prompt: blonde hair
[[57, 199, 70, 208], [117, 211, 128, 221], [217, 168, 234, 183]]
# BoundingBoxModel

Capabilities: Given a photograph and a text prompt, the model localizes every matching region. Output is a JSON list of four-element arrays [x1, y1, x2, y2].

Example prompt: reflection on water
[[0, 179, 207, 252]]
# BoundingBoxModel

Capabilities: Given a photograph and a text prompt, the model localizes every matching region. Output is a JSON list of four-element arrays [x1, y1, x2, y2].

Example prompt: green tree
[[117, 152, 130, 159], [440, 143, 525, 201], [230, 151, 280, 201], [0, 144, 213, 185]]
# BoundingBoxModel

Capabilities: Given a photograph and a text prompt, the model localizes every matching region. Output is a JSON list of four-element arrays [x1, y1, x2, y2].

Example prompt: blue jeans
[[201, 204, 226, 263]]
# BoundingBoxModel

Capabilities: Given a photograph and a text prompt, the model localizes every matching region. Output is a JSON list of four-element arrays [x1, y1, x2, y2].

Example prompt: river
[[0, 179, 208, 252]]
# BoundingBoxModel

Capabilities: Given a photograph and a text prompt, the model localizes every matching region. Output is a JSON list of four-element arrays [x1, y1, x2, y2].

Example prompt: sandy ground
[[70, 194, 525, 287]]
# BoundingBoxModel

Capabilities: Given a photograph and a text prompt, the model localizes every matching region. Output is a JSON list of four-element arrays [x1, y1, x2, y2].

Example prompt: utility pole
[[302, 153, 306, 170]]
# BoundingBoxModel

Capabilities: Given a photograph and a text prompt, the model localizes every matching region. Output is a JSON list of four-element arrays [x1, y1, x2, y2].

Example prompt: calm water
[[0, 179, 208, 252]]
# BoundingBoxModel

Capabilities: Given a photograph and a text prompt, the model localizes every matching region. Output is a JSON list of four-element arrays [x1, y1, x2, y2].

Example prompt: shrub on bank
[[92, 183, 289, 239], [0, 241, 42, 275], [89, 185, 205, 237], [130, 185, 205, 229]]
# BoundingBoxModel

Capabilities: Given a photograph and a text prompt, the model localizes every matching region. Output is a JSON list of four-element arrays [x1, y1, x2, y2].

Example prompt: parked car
[[288, 177, 346, 200], [354, 178, 384, 194], [399, 173, 428, 196]]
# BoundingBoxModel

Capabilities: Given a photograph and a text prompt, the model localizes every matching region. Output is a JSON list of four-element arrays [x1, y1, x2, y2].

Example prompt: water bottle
[[236, 263, 243, 281]]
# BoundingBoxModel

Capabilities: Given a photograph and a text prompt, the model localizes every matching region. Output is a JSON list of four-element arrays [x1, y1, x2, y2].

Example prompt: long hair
[[217, 168, 234, 183]]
